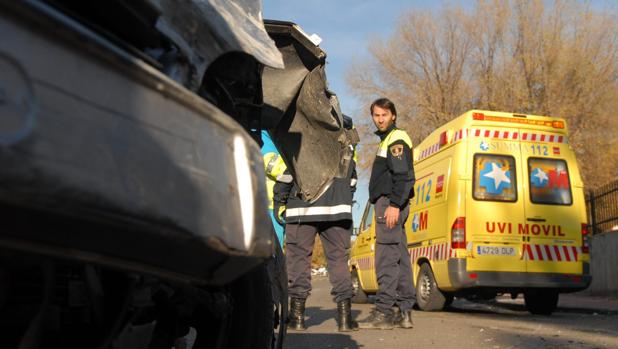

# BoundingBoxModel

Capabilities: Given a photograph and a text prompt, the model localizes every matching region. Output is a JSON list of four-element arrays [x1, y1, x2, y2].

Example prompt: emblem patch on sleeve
[[390, 144, 404, 158]]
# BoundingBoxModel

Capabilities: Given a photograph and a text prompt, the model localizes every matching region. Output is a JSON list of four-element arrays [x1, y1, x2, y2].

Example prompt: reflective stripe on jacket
[[282, 161, 356, 223]]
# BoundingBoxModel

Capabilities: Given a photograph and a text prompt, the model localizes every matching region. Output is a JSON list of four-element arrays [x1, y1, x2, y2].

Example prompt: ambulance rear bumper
[[447, 259, 591, 291]]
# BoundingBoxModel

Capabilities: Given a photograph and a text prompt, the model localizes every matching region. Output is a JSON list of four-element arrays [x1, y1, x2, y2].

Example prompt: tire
[[524, 289, 559, 315], [223, 264, 275, 349], [350, 269, 368, 304], [188, 235, 286, 349], [268, 241, 288, 349], [223, 237, 287, 349], [415, 263, 446, 311]]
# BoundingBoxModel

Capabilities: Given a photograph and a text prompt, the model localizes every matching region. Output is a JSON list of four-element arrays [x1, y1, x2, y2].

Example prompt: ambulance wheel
[[524, 289, 559, 315], [416, 263, 446, 311], [351, 269, 368, 304]]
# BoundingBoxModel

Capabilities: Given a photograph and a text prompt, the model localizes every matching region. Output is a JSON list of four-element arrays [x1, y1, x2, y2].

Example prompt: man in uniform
[[274, 116, 358, 332], [358, 97, 416, 330]]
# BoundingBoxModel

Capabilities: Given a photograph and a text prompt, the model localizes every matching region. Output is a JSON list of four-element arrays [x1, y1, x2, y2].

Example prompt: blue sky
[[263, 1, 440, 117], [262, 0, 613, 225]]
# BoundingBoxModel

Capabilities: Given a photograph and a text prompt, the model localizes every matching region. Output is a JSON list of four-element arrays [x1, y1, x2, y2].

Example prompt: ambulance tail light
[[581, 223, 590, 253], [451, 217, 466, 249]]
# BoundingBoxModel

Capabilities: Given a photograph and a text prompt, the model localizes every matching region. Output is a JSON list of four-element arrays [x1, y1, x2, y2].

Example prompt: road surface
[[284, 275, 618, 349]]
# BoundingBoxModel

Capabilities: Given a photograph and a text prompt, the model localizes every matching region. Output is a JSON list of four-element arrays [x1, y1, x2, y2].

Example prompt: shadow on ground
[[284, 306, 363, 349], [285, 333, 360, 349], [304, 306, 363, 328], [447, 298, 618, 316], [446, 298, 618, 344]]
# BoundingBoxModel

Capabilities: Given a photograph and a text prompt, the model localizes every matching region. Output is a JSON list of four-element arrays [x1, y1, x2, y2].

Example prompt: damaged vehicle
[[0, 0, 356, 348]]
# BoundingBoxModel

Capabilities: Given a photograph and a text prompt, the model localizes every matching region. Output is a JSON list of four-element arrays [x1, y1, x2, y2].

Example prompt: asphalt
[[283, 276, 618, 349]]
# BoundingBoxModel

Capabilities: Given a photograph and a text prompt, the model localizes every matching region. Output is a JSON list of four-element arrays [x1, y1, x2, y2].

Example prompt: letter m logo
[[419, 211, 428, 231], [548, 170, 569, 189]]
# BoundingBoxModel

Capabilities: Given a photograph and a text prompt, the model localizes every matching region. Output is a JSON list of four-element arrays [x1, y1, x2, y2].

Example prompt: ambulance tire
[[351, 269, 369, 304], [416, 263, 446, 311], [524, 290, 559, 315]]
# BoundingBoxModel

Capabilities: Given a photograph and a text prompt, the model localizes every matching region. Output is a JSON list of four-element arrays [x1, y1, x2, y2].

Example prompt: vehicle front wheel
[[415, 263, 446, 311], [350, 269, 368, 304], [524, 289, 559, 315]]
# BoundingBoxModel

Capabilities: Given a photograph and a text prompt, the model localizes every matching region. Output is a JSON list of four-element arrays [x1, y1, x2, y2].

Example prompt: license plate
[[476, 245, 516, 256]]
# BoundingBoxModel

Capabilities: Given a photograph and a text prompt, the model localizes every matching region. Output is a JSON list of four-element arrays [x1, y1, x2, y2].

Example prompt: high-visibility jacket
[[261, 131, 291, 210], [263, 152, 290, 209], [369, 124, 415, 208]]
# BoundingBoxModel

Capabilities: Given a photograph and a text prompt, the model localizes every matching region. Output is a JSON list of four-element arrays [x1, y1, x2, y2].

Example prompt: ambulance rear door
[[465, 127, 526, 273], [519, 131, 582, 274]]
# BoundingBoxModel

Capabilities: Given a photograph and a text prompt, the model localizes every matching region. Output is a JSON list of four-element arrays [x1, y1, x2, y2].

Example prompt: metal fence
[[587, 179, 618, 235]]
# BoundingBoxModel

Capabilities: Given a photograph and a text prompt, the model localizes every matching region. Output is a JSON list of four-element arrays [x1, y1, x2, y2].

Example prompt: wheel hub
[[419, 273, 431, 301]]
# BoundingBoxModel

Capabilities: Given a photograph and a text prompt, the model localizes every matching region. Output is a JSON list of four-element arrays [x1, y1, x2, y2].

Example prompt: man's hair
[[370, 97, 397, 116]]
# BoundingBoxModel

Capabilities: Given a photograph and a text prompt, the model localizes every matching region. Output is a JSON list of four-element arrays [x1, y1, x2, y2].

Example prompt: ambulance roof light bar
[[471, 112, 565, 129], [472, 112, 485, 120]]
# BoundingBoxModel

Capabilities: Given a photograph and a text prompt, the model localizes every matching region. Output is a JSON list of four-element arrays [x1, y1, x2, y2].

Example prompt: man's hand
[[384, 206, 400, 229], [273, 202, 285, 226]]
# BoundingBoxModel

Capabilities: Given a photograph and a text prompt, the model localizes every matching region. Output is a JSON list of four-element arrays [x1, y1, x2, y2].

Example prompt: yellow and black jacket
[[369, 124, 415, 208]]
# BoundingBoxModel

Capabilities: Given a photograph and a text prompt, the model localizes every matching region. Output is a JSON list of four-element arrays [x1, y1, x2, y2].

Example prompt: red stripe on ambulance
[[524, 244, 579, 261]]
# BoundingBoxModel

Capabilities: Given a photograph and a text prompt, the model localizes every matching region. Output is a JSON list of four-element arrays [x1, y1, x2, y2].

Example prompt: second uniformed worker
[[358, 97, 416, 330], [274, 115, 359, 332]]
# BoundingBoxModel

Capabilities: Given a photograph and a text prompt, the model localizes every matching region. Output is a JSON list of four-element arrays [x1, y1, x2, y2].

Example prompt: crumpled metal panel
[[147, 0, 284, 90], [262, 21, 358, 202]]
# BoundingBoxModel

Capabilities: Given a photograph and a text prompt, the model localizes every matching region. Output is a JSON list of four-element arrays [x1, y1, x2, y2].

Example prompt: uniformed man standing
[[358, 98, 416, 330], [274, 116, 358, 332]]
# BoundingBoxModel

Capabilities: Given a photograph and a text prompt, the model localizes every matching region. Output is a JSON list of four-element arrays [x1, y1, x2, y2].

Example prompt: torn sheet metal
[[262, 20, 358, 202], [148, 0, 284, 90]]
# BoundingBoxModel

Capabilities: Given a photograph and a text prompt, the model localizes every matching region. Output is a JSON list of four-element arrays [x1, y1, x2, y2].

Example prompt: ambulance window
[[473, 154, 518, 202], [361, 202, 374, 231], [528, 158, 572, 205]]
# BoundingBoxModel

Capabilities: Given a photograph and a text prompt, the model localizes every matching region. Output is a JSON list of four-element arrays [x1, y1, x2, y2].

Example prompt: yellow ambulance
[[350, 110, 591, 315]]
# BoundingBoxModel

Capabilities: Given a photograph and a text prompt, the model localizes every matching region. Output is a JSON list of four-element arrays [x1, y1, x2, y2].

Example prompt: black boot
[[336, 298, 358, 332], [393, 307, 413, 329], [288, 298, 307, 331], [357, 308, 394, 330]]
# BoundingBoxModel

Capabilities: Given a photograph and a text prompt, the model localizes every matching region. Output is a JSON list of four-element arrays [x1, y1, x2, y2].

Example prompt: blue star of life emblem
[[479, 162, 511, 194], [530, 168, 549, 188]]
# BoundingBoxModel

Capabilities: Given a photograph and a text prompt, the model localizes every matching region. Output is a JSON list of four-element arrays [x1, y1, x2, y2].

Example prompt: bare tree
[[347, 0, 618, 186]]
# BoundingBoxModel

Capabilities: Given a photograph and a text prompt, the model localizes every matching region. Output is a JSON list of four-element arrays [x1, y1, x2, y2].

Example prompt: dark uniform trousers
[[374, 196, 416, 315], [286, 220, 354, 303]]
